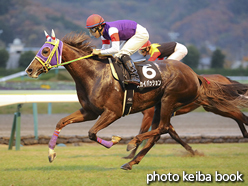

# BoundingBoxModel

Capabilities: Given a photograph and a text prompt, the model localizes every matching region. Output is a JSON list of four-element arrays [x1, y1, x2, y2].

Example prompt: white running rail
[[0, 71, 27, 82]]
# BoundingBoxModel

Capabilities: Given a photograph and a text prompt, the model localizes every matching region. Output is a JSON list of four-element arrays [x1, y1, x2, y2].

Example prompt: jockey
[[85, 14, 149, 85], [139, 41, 188, 61]]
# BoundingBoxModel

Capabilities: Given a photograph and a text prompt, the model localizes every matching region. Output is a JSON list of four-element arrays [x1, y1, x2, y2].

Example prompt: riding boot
[[121, 54, 140, 85]]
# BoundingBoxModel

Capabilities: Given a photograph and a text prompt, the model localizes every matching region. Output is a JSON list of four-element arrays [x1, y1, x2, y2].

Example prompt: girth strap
[[108, 57, 134, 116], [122, 88, 134, 116]]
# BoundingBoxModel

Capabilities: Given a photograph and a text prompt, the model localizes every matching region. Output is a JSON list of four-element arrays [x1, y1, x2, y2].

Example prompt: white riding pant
[[115, 24, 149, 58], [167, 42, 188, 61]]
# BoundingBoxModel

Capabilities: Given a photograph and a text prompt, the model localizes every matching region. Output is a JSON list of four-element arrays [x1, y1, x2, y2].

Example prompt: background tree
[[182, 45, 200, 68], [0, 0, 11, 15], [18, 51, 35, 68], [0, 20, 14, 45], [0, 48, 9, 68], [211, 48, 225, 69]]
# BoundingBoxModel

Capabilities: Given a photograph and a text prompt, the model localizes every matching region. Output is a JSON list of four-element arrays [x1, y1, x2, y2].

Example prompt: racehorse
[[123, 74, 248, 159], [25, 31, 248, 170]]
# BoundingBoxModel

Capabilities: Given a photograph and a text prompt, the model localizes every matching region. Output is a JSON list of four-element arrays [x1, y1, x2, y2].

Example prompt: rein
[[35, 39, 93, 73], [55, 54, 93, 67]]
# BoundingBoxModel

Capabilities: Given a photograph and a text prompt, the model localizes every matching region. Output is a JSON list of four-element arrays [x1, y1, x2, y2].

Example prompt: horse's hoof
[[120, 163, 132, 170], [48, 149, 56, 163], [189, 150, 195, 156], [111, 135, 122, 145], [122, 154, 134, 159], [127, 143, 136, 151]]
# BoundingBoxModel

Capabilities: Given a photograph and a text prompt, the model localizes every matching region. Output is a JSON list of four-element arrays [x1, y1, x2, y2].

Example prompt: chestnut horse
[[124, 74, 248, 159], [25, 31, 248, 170]]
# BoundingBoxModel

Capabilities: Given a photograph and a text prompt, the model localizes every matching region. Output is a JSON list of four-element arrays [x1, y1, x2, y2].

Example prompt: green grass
[[0, 102, 81, 114], [0, 143, 247, 186]]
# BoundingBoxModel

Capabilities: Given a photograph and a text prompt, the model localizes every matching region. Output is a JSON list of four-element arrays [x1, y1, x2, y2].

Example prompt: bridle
[[35, 39, 62, 73], [35, 32, 93, 73]]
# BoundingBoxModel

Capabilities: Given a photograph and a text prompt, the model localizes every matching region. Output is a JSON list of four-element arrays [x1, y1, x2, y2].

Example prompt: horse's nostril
[[27, 69, 33, 73]]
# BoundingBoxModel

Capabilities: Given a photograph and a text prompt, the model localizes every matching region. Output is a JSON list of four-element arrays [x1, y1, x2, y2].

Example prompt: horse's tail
[[197, 75, 248, 112], [225, 76, 240, 84], [226, 76, 248, 95]]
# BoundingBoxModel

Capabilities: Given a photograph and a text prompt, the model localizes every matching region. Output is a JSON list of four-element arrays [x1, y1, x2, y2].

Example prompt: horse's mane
[[61, 31, 113, 62], [62, 32, 95, 53]]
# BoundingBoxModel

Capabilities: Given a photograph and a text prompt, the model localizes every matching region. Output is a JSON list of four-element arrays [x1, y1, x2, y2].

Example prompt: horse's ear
[[44, 30, 50, 41], [51, 29, 56, 41]]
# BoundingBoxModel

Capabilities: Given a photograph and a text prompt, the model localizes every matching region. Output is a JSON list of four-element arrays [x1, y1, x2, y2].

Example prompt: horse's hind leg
[[175, 102, 200, 116], [121, 124, 190, 170], [168, 124, 195, 155], [237, 120, 248, 138], [204, 106, 248, 138], [121, 105, 161, 170], [231, 112, 248, 138], [121, 134, 160, 170], [124, 103, 199, 159], [127, 102, 163, 151], [122, 144, 139, 159], [127, 96, 174, 151], [123, 107, 155, 159]]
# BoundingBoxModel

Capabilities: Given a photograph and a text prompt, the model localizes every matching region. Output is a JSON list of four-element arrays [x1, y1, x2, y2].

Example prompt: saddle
[[108, 57, 162, 116]]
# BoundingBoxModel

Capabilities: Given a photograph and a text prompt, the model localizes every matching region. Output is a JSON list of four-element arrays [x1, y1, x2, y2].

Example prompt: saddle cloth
[[109, 58, 162, 91], [108, 58, 162, 116]]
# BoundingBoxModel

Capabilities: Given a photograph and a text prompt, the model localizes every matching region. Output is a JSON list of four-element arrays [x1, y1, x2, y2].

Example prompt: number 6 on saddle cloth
[[108, 58, 162, 116]]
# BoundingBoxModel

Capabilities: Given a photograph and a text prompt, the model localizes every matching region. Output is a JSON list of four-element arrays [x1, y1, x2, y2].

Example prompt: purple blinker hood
[[36, 38, 63, 66]]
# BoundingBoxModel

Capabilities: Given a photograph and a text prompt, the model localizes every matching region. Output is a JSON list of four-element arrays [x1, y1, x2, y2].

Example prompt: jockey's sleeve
[[101, 36, 110, 50], [148, 51, 161, 61], [100, 27, 120, 55]]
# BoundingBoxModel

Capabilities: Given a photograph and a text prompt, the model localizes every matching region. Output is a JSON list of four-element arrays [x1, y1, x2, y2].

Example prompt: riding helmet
[[86, 14, 105, 28], [140, 40, 151, 50]]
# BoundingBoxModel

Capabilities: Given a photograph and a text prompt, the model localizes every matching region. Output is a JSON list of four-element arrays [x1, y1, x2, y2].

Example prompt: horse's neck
[[62, 44, 105, 88]]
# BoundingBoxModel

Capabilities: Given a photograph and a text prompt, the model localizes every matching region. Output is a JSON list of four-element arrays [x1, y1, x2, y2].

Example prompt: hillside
[[0, 0, 248, 61]]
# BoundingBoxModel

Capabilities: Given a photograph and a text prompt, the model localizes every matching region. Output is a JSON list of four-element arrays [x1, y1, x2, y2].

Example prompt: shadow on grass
[[67, 153, 136, 159], [3, 164, 117, 172], [3, 163, 171, 172]]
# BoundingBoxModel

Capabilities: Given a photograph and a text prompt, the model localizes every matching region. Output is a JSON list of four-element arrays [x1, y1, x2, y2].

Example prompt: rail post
[[32, 103, 38, 140], [48, 103, 52, 115], [8, 104, 22, 150]]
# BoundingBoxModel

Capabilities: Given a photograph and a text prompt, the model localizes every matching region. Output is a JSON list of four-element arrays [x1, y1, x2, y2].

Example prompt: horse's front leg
[[88, 109, 122, 148], [48, 108, 98, 163]]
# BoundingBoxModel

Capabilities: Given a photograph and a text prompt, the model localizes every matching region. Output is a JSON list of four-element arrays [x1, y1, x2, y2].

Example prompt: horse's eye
[[43, 50, 48, 54], [42, 47, 50, 55]]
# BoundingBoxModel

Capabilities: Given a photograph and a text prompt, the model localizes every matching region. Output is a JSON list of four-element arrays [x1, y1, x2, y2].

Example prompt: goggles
[[138, 48, 147, 55], [89, 27, 98, 33], [88, 27, 98, 37]]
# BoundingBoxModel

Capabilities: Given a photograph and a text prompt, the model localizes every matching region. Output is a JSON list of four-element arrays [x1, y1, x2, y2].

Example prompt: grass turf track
[[0, 143, 247, 186]]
